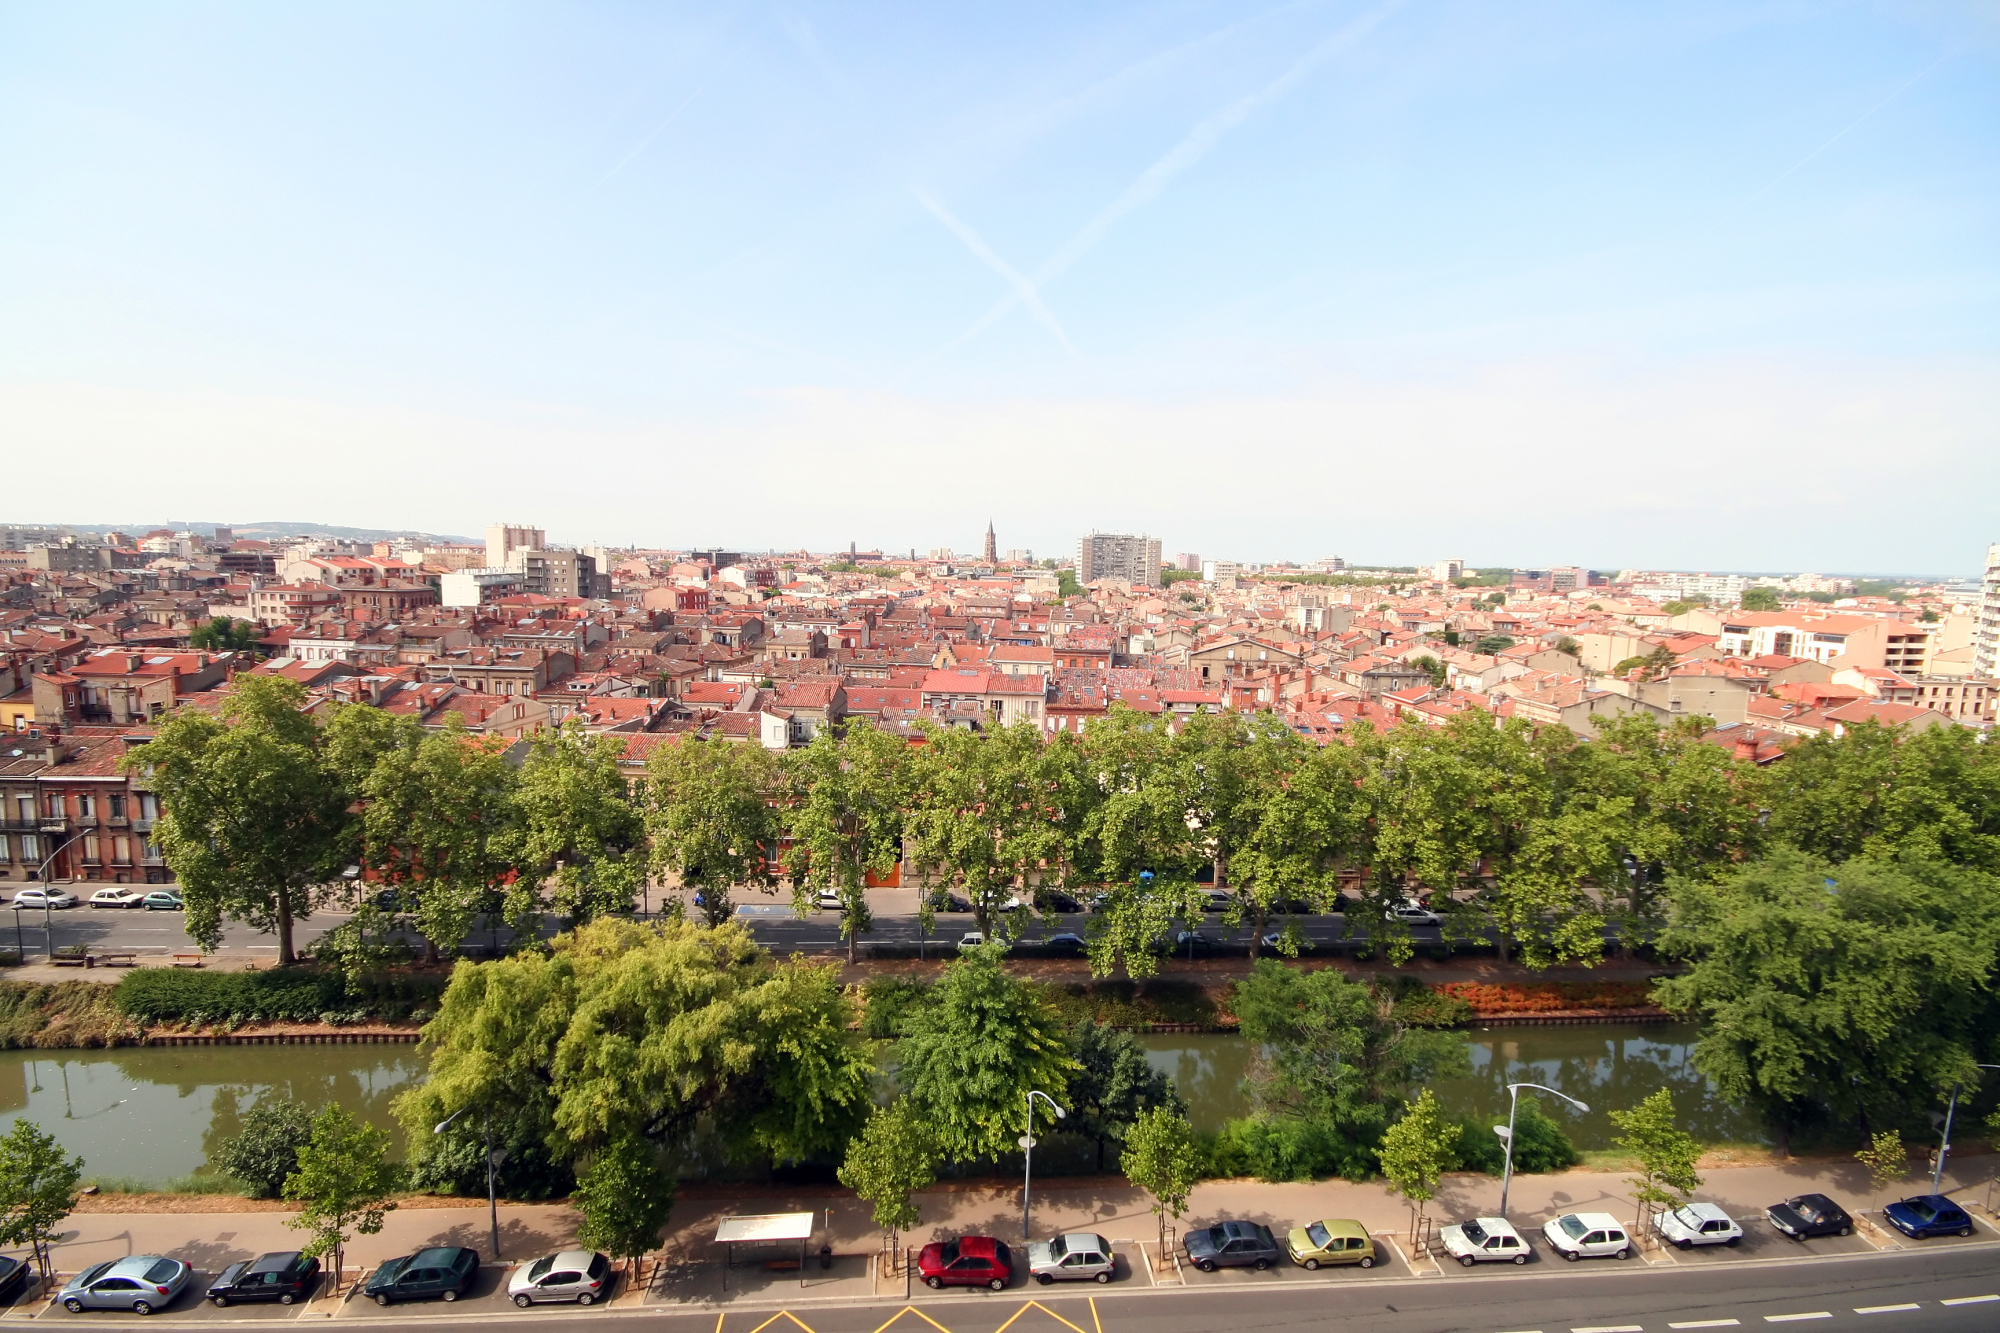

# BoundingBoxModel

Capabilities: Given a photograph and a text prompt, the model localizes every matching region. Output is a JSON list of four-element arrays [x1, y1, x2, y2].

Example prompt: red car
[[918, 1236, 1013, 1291]]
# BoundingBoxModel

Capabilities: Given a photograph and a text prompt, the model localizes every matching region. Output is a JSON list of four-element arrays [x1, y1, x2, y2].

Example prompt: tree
[[211, 1097, 315, 1198], [1064, 1019, 1182, 1170], [895, 944, 1079, 1163], [781, 726, 909, 961], [1655, 850, 2000, 1149], [572, 1133, 676, 1277], [506, 720, 645, 926], [1055, 569, 1083, 599], [125, 675, 349, 963], [1739, 586, 1782, 612], [0, 1119, 83, 1281], [189, 615, 259, 653], [283, 1105, 399, 1287], [646, 739, 784, 926], [1121, 1105, 1200, 1259], [1855, 1129, 1906, 1194], [1552, 636, 1583, 659], [1410, 655, 1447, 689], [1379, 1090, 1458, 1238], [1608, 1089, 1703, 1235], [1475, 634, 1515, 656], [1758, 722, 2000, 873], [837, 1103, 939, 1256]]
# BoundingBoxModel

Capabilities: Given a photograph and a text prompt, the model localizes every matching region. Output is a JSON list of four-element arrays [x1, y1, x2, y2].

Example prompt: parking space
[[47, 1273, 211, 1321], [331, 1261, 512, 1318], [1431, 1237, 1554, 1277], [1177, 1236, 1414, 1289], [180, 1274, 323, 1321], [1869, 1219, 1993, 1252]]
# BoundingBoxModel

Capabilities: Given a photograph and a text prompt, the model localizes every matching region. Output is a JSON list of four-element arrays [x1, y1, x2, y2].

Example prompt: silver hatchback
[[507, 1251, 611, 1307], [60, 1257, 190, 1316], [1026, 1233, 1114, 1285]]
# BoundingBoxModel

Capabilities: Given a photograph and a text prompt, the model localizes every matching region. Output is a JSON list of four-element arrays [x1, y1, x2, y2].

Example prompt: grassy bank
[[0, 980, 142, 1048], [0, 969, 448, 1048]]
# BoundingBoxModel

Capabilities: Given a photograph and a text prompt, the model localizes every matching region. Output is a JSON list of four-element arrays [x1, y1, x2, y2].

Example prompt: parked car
[[372, 888, 416, 913], [956, 932, 987, 950], [0, 1254, 32, 1303], [1883, 1195, 1975, 1239], [1171, 930, 1217, 957], [141, 890, 183, 910], [1287, 1218, 1377, 1270], [1183, 1221, 1281, 1272], [815, 891, 844, 910], [1766, 1194, 1853, 1240], [925, 890, 971, 913], [206, 1253, 320, 1307], [363, 1247, 479, 1306], [1384, 902, 1441, 928], [917, 1236, 1013, 1291], [1040, 933, 1088, 956], [1198, 889, 1233, 912], [59, 1256, 190, 1315], [1259, 930, 1313, 953], [1653, 1203, 1743, 1250], [1541, 1212, 1632, 1261], [1037, 892, 1081, 914], [1026, 1232, 1113, 1284], [507, 1251, 611, 1307], [89, 888, 145, 909], [1438, 1217, 1530, 1266], [9, 888, 77, 910]]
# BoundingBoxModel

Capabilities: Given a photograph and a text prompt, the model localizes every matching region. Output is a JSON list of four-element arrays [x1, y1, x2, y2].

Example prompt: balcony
[[132, 818, 155, 833], [0, 819, 42, 833], [38, 818, 69, 834]]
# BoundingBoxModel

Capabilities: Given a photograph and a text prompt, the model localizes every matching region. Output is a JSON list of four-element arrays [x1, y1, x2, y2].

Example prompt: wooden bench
[[171, 952, 205, 968], [51, 948, 92, 968], [95, 950, 139, 967], [761, 1260, 800, 1272]]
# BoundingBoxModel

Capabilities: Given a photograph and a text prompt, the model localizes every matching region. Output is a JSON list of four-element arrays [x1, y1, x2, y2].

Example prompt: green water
[[0, 1022, 1763, 1186], [1139, 1022, 1768, 1148]]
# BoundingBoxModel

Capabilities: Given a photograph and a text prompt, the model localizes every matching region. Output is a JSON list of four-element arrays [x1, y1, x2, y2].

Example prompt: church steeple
[[983, 520, 997, 563]]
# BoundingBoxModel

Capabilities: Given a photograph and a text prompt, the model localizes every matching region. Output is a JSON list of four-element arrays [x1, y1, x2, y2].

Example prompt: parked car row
[[0, 888, 180, 911]]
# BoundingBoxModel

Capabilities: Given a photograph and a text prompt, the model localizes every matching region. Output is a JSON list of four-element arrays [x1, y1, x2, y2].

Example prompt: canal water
[[0, 1022, 1762, 1186]]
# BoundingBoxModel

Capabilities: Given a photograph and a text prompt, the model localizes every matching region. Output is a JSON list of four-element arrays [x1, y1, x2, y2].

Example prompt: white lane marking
[[1764, 1316, 1831, 1324], [1669, 1322, 1741, 1329], [1853, 1305, 1920, 1314], [1573, 1327, 1644, 1333], [1941, 1295, 1999, 1306]]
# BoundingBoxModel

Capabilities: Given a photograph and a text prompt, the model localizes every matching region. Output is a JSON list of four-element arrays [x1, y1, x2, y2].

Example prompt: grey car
[[1183, 1221, 1281, 1272], [1027, 1233, 1114, 1285], [60, 1257, 190, 1316], [506, 1251, 611, 1307]]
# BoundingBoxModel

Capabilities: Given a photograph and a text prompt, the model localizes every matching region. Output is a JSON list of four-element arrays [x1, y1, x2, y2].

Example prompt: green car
[[1287, 1218, 1378, 1270]]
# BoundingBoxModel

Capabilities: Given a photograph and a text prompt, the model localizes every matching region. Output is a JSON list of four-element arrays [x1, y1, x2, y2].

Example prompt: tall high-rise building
[[1976, 542, 2000, 678], [1075, 531, 1162, 587], [984, 521, 997, 564], [1175, 552, 1201, 572], [486, 523, 544, 569], [1433, 558, 1464, 583]]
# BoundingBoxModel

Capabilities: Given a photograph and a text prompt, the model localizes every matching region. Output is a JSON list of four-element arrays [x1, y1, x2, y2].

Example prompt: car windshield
[[79, 1262, 115, 1286], [587, 1255, 608, 1278], [1558, 1216, 1588, 1239], [527, 1257, 554, 1281], [1672, 1208, 1705, 1228], [1306, 1222, 1331, 1248], [937, 1242, 960, 1265], [1459, 1222, 1487, 1244], [144, 1260, 180, 1283], [1795, 1200, 1824, 1222], [1905, 1201, 1938, 1222], [1046, 1236, 1068, 1259]]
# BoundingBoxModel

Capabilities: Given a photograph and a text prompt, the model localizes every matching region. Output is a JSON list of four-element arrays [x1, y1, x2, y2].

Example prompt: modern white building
[[441, 568, 525, 608], [1076, 532, 1162, 587], [1976, 542, 2000, 679]]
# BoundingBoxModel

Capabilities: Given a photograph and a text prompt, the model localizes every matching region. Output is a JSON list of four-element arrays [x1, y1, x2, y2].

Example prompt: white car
[[1653, 1202, 1743, 1250], [957, 932, 987, 950], [89, 888, 146, 908], [9, 888, 78, 909], [1385, 903, 1442, 928], [507, 1251, 610, 1307], [1542, 1212, 1632, 1261], [815, 891, 844, 910], [1438, 1217, 1529, 1266]]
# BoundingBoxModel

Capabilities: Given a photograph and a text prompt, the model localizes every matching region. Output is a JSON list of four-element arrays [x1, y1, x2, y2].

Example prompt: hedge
[[113, 968, 448, 1026]]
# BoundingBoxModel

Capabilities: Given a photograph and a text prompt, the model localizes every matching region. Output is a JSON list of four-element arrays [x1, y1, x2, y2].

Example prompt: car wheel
[[577, 1292, 594, 1306], [441, 1289, 458, 1302], [1035, 1274, 1053, 1286], [64, 1299, 84, 1313], [1302, 1258, 1320, 1271], [1677, 1239, 1692, 1251], [1094, 1271, 1111, 1284], [279, 1293, 295, 1306], [132, 1301, 153, 1317], [514, 1295, 532, 1309], [1838, 1226, 1852, 1237], [1253, 1258, 1270, 1272], [1614, 1248, 1629, 1260], [988, 1278, 1004, 1292], [374, 1295, 391, 1307], [1358, 1256, 1374, 1269], [212, 1297, 229, 1308], [1564, 1250, 1580, 1262], [1725, 1236, 1741, 1247], [925, 1277, 943, 1290], [1197, 1260, 1216, 1273], [1458, 1256, 1475, 1268], [1511, 1253, 1526, 1266], [1961, 1226, 1974, 1237]]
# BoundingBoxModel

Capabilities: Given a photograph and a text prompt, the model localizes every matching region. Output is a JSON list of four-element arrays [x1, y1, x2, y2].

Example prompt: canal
[[0, 1021, 1762, 1186]]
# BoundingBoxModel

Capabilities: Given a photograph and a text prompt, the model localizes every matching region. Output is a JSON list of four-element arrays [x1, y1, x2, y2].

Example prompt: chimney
[[1734, 736, 1758, 762]]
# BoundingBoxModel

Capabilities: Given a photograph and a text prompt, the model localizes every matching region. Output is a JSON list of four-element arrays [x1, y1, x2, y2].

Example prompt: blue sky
[[2, 1, 1995, 572]]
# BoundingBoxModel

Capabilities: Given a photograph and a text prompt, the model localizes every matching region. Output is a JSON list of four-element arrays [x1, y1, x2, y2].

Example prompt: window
[[79, 794, 95, 820]]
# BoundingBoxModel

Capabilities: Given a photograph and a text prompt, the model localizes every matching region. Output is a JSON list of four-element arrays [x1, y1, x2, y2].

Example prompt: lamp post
[[33, 831, 88, 958], [434, 1106, 502, 1258], [1496, 1082, 1589, 1218], [1020, 1089, 1066, 1240], [1932, 1064, 2000, 1194]]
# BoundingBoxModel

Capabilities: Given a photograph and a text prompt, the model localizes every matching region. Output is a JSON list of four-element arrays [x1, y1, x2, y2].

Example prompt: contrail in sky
[[914, 189, 1080, 359], [595, 89, 704, 187], [1750, 45, 1960, 199]]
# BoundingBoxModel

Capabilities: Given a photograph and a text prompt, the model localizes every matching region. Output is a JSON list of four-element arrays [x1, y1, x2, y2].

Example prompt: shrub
[[0, 981, 140, 1048], [1502, 1095, 1581, 1172], [1435, 981, 1656, 1016], [211, 1098, 315, 1197], [1203, 1116, 1378, 1182], [112, 968, 448, 1026], [1032, 979, 1219, 1029], [858, 978, 931, 1038]]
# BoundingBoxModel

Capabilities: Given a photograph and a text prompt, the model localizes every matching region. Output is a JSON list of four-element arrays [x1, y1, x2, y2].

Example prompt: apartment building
[[1976, 542, 2000, 679], [1716, 611, 1933, 673], [1076, 532, 1162, 588]]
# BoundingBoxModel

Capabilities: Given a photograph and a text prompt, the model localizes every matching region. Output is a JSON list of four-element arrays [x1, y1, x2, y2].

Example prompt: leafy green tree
[[189, 615, 259, 653], [1120, 1105, 1200, 1258], [1475, 634, 1515, 656], [837, 1103, 939, 1253], [1855, 1129, 1906, 1194], [1609, 1089, 1703, 1234], [1064, 1019, 1182, 1170], [1552, 636, 1583, 659], [1656, 850, 2000, 1149], [781, 726, 909, 961], [1055, 569, 1083, 599], [572, 1133, 676, 1277], [646, 739, 784, 926], [125, 675, 349, 962], [283, 1105, 399, 1286], [1739, 586, 1781, 612], [1379, 1089, 1458, 1236], [895, 944, 1079, 1163], [0, 1119, 83, 1281], [211, 1097, 315, 1198], [1759, 722, 2000, 873], [1410, 655, 1447, 689], [505, 720, 645, 926]]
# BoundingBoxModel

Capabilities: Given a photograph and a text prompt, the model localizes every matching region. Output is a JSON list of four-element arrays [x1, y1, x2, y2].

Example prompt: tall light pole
[[1932, 1064, 2000, 1194], [434, 1106, 502, 1258], [1496, 1082, 1589, 1218], [1020, 1089, 1066, 1240]]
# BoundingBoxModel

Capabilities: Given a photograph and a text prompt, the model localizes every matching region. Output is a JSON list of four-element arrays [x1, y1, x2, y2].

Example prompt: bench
[[171, 952, 205, 968], [95, 950, 139, 967], [761, 1260, 801, 1272], [51, 948, 92, 968]]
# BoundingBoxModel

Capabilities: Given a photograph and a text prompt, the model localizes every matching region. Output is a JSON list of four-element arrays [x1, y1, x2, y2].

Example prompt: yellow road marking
[[1089, 1295, 1102, 1333], [716, 1315, 725, 1333], [992, 1300, 1091, 1333], [746, 1313, 821, 1333], [869, 1307, 956, 1333]]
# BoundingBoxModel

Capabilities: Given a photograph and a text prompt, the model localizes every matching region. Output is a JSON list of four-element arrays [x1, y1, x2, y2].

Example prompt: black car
[[207, 1253, 320, 1307], [363, 1248, 478, 1306], [1183, 1221, 1281, 1272], [1171, 930, 1218, 957], [925, 890, 971, 913], [1039, 932, 1088, 956], [1767, 1194, 1853, 1240], [0, 1254, 31, 1304], [1036, 892, 1081, 914]]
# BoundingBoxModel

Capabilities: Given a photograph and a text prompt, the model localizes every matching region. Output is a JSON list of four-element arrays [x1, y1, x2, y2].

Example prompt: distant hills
[[35, 520, 480, 545]]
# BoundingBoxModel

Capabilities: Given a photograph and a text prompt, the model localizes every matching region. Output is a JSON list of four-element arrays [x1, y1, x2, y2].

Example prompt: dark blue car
[[1883, 1195, 1974, 1239]]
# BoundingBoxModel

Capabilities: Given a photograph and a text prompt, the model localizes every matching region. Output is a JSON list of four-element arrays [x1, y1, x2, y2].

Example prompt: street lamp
[[434, 1106, 503, 1258], [1931, 1064, 2000, 1194], [1496, 1082, 1589, 1218], [1020, 1089, 1066, 1240]]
